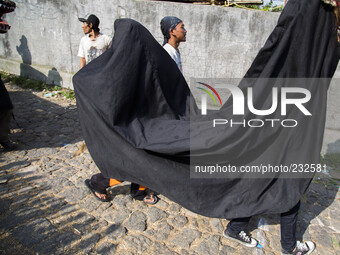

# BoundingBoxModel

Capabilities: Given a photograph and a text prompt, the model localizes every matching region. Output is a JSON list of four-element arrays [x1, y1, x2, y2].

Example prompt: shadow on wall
[[324, 141, 340, 179], [47, 67, 63, 86], [326, 139, 340, 154], [16, 35, 63, 86]]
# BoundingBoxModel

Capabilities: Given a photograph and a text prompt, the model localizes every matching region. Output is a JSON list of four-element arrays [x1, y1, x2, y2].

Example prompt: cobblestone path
[[0, 84, 339, 255]]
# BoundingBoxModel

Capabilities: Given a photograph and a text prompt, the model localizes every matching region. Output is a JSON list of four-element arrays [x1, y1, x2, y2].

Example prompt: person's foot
[[143, 194, 159, 205], [0, 140, 16, 151], [223, 228, 258, 248], [94, 191, 108, 201], [282, 241, 315, 255], [85, 179, 110, 202]]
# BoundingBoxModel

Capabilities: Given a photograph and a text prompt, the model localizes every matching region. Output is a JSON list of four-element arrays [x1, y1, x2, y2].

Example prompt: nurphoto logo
[[195, 78, 312, 128]]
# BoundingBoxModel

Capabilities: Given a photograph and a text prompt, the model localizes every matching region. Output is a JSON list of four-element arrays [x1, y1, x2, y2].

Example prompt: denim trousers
[[227, 201, 301, 253]]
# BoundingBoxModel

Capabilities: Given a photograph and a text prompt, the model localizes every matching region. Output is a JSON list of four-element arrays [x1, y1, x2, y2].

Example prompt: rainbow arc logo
[[196, 82, 222, 107]]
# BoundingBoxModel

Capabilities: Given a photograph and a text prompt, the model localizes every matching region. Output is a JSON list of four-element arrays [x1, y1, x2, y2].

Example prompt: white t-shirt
[[163, 43, 183, 73], [77, 33, 112, 64]]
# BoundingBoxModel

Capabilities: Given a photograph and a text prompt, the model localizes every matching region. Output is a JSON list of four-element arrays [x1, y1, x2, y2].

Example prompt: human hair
[[334, 6, 340, 42]]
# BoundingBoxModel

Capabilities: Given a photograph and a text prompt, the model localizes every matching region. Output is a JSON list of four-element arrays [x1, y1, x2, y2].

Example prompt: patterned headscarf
[[160, 16, 182, 46]]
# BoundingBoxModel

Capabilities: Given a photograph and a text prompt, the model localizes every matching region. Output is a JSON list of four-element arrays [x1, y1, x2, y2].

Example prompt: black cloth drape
[[0, 77, 13, 111], [73, 0, 340, 219]]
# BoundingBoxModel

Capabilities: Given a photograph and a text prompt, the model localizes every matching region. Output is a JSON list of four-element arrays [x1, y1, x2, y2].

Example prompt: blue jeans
[[227, 201, 300, 253]]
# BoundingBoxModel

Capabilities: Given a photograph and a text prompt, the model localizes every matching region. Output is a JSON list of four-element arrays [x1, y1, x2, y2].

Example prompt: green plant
[[332, 237, 340, 250], [241, 1, 284, 12], [0, 71, 13, 82], [22, 79, 45, 90], [2, 72, 76, 100], [243, 4, 261, 9], [62, 90, 75, 100], [52, 85, 61, 91], [10, 76, 27, 86]]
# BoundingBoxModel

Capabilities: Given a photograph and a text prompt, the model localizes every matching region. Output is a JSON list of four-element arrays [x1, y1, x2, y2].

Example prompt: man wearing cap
[[78, 14, 111, 68], [78, 15, 159, 205], [160, 16, 187, 73]]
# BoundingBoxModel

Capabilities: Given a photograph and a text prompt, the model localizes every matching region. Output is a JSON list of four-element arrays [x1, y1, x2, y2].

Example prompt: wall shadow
[[326, 139, 340, 155], [325, 140, 340, 179], [47, 67, 63, 86], [16, 35, 63, 86], [16, 35, 45, 81], [16, 35, 31, 65]]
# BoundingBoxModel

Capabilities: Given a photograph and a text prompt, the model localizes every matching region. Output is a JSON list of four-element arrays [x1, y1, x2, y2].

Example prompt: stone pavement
[[0, 83, 339, 255]]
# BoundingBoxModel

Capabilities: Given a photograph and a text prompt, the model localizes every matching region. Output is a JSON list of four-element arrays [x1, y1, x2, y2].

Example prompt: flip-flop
[[85, 179, 110, 202], [143, 194, 159, 205]]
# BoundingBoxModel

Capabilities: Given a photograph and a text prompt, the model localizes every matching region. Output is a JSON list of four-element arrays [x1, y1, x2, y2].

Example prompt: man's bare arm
[[80, 57, 86, 69]]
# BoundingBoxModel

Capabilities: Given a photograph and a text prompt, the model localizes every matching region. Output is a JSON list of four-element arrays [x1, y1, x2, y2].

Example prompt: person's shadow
[[16, 35, 63, 87], [47, 67, 63, 86], [16, 35, 46, 81], [16, 35, 31, 65]]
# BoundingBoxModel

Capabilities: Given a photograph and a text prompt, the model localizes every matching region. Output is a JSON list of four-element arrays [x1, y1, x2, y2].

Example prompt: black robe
[[73, 0, 340, 219], [0, 77, 13, 111]]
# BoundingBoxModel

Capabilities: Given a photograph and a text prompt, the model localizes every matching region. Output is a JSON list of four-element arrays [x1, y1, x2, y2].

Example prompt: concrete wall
[[0, 0, 280, 87], [1, 0, 339, 154]]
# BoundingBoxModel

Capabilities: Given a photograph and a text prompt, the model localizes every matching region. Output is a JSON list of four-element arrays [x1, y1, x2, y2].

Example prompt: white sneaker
[[223, 229, 258, 248], [282, 241, 315, 255]]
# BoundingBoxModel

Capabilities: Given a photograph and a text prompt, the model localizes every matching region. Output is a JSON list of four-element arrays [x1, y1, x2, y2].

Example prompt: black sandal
[[85, 179, 110, 202], [143, 194, 159, 205]]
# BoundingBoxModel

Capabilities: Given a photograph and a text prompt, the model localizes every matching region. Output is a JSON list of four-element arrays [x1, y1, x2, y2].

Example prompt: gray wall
[[1, 0, 339, 154], [0, 0, 280, 87]]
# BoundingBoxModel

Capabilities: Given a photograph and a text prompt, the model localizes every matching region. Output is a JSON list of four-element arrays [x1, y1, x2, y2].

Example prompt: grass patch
[[61, 90, 75, 100], [242, 1, 283, 12], [332, 236, 340, 250], [1, 71, 75, 100]]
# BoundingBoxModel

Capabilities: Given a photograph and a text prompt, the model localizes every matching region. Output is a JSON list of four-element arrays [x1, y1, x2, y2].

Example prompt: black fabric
[[0, 77, 13, 142], [0, 77, 13, 110], [73, 0, 340, 219], [130, 183, 148, 201], [90, 173, 111, 194], [0, 108, 12, 142], [89, 173, 147, 200]]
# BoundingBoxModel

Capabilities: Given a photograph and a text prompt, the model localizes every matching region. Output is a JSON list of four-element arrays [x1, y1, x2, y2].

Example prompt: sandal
[[143, 194, 159, 205], [85, 179, 110, 202]]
